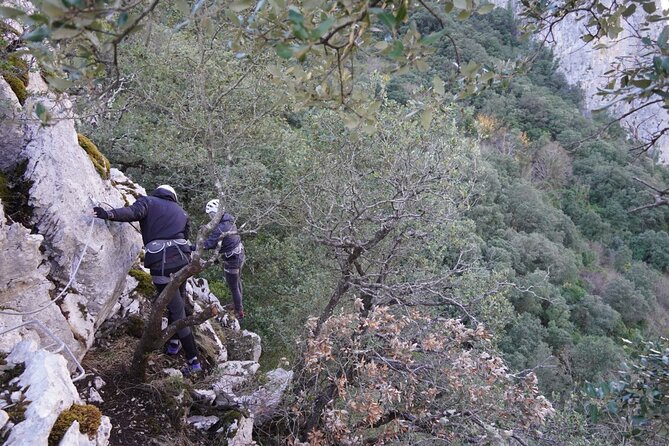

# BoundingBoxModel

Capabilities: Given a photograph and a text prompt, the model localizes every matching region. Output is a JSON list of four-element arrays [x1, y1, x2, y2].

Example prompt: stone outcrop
[[1, 340, 111, 446], [0, 70, 142, 361], [492, 0, 669, 160]]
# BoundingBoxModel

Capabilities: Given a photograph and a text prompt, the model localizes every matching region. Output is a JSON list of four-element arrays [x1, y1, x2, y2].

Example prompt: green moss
[[7, 54, 28, 85], [129, 268, 155, 297], [3, 73, 26, 105], [48, 404, 102, 446], [1, 53, 29, 105], [77, 133, 110, 180]]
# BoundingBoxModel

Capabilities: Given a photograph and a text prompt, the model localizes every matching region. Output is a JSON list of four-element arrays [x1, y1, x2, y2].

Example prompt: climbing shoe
[[166, 340, 181, 355], [181, 358, 202, 377]]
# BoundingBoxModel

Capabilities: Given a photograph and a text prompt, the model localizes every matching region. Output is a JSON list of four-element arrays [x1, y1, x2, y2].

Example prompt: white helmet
[[156, 184, 177, 201], [205, 199, 220, 215]]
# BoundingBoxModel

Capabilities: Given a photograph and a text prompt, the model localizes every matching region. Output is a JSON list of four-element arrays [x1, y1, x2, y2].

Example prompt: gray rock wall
[[0, 68, 142, 360], [491, 0, 669, 161]]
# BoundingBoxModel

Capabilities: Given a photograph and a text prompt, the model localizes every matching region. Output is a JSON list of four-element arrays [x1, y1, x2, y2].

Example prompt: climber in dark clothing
[[93, 185, 201, 375], [198, 199, 245, 322]]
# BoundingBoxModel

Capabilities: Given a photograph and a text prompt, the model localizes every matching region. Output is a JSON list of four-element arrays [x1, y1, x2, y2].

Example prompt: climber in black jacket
[[198, 199, 245, 322], [93, 185, 201, 375]]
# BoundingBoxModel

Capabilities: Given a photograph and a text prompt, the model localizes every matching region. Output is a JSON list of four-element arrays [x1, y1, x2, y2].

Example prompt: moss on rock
[[48, 404, 102, 446], [3, 73, 26, 105], [0, 172, 10, 204], [5, 398, 29, 424], [1, 53, 29, 105], [77, 133, 110, 180], [129, 268, 155, 298]]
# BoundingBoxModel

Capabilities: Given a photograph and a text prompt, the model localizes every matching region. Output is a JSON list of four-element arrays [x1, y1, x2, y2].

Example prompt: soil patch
[[77, 335, 210, 446]]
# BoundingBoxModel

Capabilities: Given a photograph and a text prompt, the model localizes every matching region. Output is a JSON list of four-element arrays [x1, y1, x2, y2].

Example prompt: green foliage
[[500, 313, 551, 370], [604, 277, 653, 327], [631, 230, 669, 271], [506, 230, 581, 284], [62, 0, 669, 436], [570, 294, 622, 336], [569, 336, 623, 383], [583, 338, 669, 444], [503, 180, 579, 246], [49, 404, 102, 446]]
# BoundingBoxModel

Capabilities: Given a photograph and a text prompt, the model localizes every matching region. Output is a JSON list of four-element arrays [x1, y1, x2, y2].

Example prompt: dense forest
[[5, 0, 667, 443]]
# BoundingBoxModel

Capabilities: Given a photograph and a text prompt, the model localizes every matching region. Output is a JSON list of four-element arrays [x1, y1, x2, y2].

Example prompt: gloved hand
[[93, 207, 109, 219], [190, 244, 196, 252]]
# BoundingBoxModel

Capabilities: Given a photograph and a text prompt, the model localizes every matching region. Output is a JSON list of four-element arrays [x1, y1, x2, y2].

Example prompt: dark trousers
[[154, 280, 198, 360], [223, 250, 245, 313]]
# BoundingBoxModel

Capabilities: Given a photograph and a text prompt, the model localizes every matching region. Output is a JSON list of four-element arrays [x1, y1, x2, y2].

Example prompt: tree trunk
[[130, 261, 202, 380]]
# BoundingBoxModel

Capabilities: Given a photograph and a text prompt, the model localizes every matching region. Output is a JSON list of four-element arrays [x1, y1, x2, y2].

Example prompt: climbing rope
[[0, 216, 96, 316], [0, 214, 99, 381]]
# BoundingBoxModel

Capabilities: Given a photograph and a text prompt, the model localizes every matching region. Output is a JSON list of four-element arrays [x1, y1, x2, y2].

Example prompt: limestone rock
[[87, 387, 103, 404], [187, 415, 219, 430], [59, 416, 112, 446], [240, 368, 294, 425], [226, 329, 262, 362], [0, 205, 70, 354], [0, 82, 142, 361], [192, 389, 217, 405], [227, 415, 254, 446], [0, 77, 25, 172], [491, 0, 669, 160], [4, 344, 81, 445], [212, 361, 260, 394], [0, 410, 8, 430]]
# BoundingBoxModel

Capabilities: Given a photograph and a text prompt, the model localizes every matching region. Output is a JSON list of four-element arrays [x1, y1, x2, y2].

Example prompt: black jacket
[[203, 213, 241, 254], [108, 188, 190, 245]]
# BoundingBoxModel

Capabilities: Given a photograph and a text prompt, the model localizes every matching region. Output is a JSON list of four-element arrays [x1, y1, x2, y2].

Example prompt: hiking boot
[[181, 358, 202, 377], [166, 340, 181, 355]]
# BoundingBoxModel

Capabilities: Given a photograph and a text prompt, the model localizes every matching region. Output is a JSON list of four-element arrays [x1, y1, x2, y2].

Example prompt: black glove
[[190, 244, 196, 252], [93, 207, 109, 219]]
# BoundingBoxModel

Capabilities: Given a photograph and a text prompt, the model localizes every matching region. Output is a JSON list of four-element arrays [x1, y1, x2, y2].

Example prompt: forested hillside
[[6, 0, 665, 443]]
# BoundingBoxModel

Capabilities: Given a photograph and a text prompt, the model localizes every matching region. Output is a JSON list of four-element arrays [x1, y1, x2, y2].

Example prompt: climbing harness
[[145, 238, 191, 276]]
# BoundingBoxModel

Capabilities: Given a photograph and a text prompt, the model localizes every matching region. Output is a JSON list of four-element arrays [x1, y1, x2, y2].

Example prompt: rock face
[[2, 340, 111, 446], [0, 69, 142, 361], [491, 0, 669, 160]]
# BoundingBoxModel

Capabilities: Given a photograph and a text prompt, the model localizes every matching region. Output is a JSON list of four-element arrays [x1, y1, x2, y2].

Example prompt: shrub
[[569, 336, 623, 383]]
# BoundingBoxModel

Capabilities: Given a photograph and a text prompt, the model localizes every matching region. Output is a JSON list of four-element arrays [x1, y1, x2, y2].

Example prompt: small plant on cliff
[[48, 404, 102, 446], [77, 133, 110, 180], [129, 268, 156, 298]]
